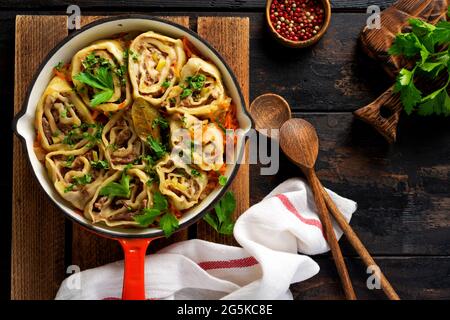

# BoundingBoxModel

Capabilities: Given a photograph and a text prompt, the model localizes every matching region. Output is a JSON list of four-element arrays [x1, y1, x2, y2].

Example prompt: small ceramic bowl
[[266, 0, 331, 48]]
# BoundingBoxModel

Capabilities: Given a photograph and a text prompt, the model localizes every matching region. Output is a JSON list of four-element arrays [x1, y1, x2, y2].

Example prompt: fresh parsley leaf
[[389, 11, 450, 116], [203, 191, 236, 235], [73, 71, 108, 90], [90, 160, 109, 170], [434, 20, 450, 46], [147, 135, 166, 159], [388, 32, 424, 58], [161, 81, 171, 88], [394, 67, 422, 114], [133, 191, 170, 229], [133, 208, 162, 226], [99, 170, 131, 198], [191, 169, 201, 177], [159, 212, 179, 237], [73, 67, 114, 107], [153, 191, 168, 212], [218, 175, 228, 186], [91, 89, 114, 107]]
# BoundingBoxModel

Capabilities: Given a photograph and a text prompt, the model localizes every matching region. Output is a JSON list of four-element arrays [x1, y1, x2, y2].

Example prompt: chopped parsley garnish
[[55, 61, 64, 71], [65, 155, 75, 168], [63, 123, 103, 147], [152, 117, 169, 129], [191, 169, 201, 177], [218, 175, 228, 186], [180, 74, 206, 100], [64, 184, 75, 193], [90, 160, 109, 170], [180, 88, 193, 99], [72, 173, 92, 185], [130, 50, 139, 61], [161, 80, 171, 88], [187, 74, 206, 90]]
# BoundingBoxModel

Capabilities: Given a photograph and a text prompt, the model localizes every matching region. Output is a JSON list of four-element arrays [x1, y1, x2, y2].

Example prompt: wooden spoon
[[280, 118, 357, 300], [249, 93, 291, 138]]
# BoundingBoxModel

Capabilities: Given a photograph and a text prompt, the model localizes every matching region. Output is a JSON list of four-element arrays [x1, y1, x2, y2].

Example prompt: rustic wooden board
[[71, 15, 192, 271], [12, 15, 68, 300], [195, 17, 250, 246], [12, 15, 250, 298]]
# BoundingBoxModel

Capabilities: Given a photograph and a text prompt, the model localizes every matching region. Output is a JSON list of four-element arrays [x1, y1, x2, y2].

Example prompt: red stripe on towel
[[198, 256, 258, 270], [276, 194, 325, 238]]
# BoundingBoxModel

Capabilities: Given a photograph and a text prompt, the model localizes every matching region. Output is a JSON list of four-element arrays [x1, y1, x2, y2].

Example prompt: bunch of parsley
[[388, 8, 450, 116]]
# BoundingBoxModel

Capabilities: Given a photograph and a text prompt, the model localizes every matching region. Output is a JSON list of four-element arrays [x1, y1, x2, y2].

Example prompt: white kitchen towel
[[55, 178, 357, 300]]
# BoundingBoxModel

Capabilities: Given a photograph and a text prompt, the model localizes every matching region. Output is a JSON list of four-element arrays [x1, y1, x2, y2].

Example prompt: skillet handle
[[118, 238, 152, 300]]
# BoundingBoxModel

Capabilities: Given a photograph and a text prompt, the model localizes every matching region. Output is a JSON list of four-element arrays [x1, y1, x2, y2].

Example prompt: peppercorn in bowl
[[266, 0, 331, 48]]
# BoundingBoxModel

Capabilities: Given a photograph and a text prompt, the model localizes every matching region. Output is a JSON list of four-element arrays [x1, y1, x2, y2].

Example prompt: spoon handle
[[305, 169, 357, 300], [319, 184, 400, 300]]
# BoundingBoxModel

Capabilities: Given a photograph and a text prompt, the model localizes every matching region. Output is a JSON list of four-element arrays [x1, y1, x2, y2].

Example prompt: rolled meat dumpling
[[71, 40, 131, 112], [155, 154, 208, 210], [45, 143, 110, 210], [163, 57, 231, 116], [35, 76, 96, 152], [170, 114, 224, 171], [128, 31, 186, 106], [102, 109, 145, 170], [84, 168, 152, 227]]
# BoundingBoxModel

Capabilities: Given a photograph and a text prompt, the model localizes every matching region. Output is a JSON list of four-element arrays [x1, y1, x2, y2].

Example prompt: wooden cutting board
[[12, 15, 249, 300], [354, 0, 448, 143]]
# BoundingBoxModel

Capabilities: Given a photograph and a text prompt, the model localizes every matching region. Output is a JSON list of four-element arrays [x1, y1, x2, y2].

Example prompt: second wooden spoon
[[280, 118, 357, 300]]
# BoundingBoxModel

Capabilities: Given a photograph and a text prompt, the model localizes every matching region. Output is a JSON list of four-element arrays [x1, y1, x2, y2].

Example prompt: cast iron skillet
[[13, 15, 253, 300]]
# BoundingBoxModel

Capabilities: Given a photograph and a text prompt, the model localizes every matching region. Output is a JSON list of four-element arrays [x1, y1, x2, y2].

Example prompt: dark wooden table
[[1, 0, 449, 300]]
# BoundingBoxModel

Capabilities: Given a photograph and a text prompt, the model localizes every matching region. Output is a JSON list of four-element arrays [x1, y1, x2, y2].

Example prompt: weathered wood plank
[[12, 15, 68, 300], [71, 16, 191, 271], [251, 112, 450, 255], [196, 17, 250, 246], [291, 256, 450, 300], [0, 0, 396, 10]]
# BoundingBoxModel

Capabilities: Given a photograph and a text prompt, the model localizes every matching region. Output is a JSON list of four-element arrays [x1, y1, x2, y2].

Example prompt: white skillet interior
[[15, 17, 252, 238]]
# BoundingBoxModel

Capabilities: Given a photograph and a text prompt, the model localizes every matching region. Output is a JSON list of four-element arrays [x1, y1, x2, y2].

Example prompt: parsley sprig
[[388, 11, 450, 116], [99, 168, 131, 199], [133, 192, 179, 237], [74, 66, 115, 107], [203, 191, 236, 235]]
